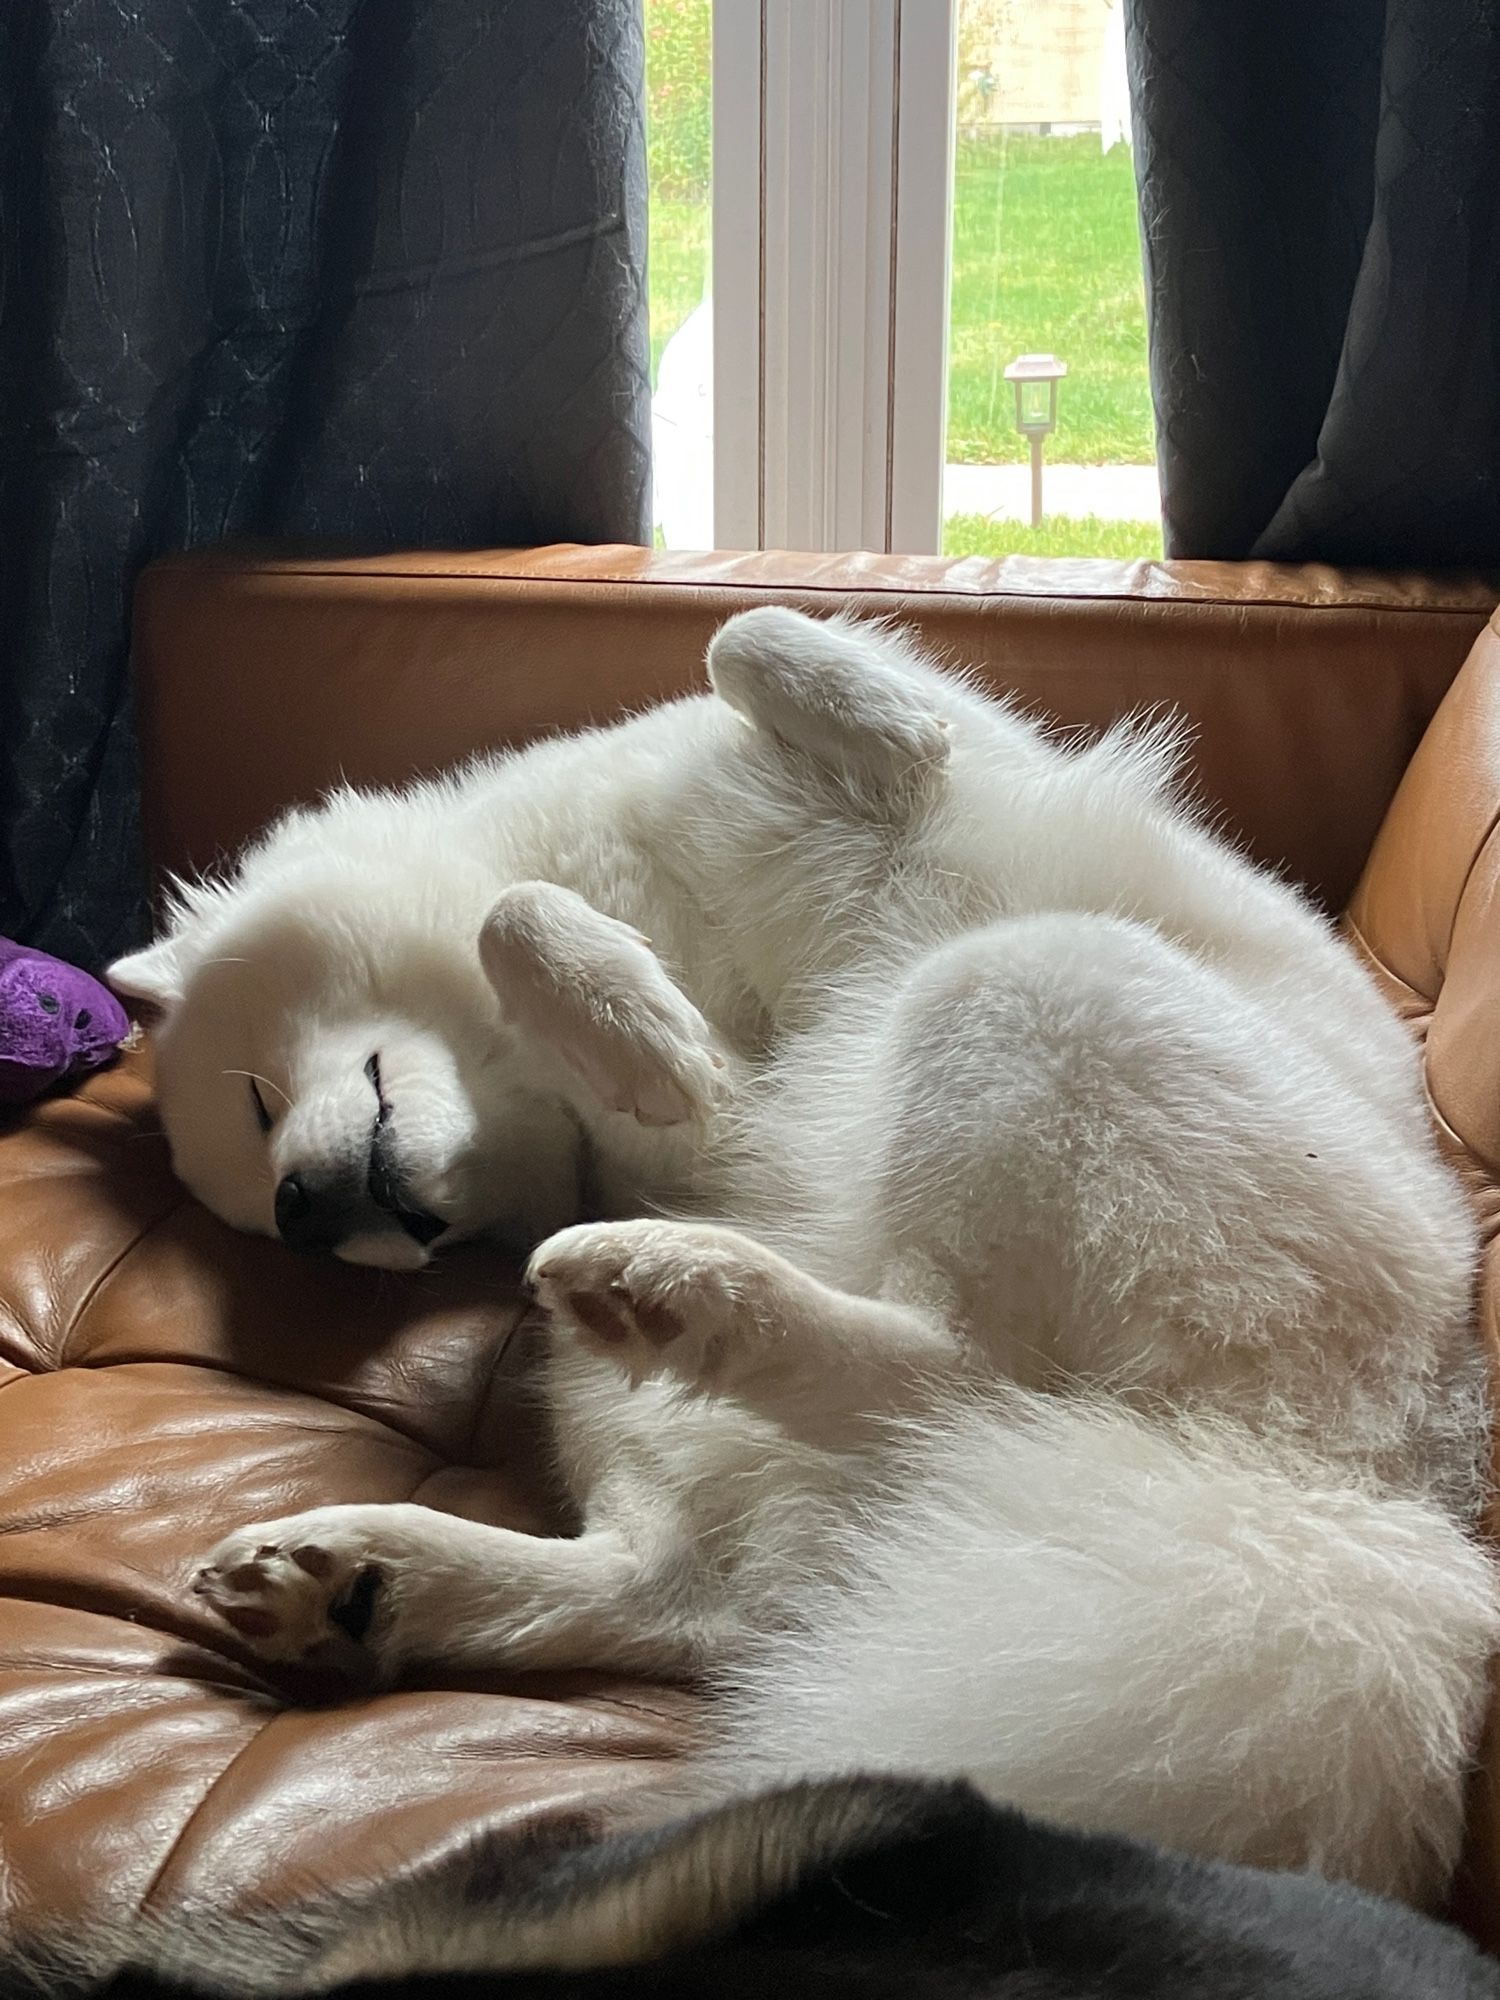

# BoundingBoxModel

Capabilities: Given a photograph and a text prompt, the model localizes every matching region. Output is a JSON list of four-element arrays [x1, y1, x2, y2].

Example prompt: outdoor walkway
[[943, 461, 1160, 523]]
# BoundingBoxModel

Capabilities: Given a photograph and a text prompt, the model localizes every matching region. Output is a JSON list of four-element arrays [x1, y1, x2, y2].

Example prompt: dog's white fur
[[113, 608, 1499, 1905]]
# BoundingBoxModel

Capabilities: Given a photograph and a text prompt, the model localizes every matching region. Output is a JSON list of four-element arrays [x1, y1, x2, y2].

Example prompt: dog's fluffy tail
[[694, 1390, 1500, 1906]]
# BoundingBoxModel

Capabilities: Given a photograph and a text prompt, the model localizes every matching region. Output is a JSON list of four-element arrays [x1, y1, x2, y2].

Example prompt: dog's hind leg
[[528, 1218, 958, 1441], [707, 607, 951, 796], [833, 909, 1396, 1413], [192, 1495, 729, 1683], [481, 881, 743, 1129]]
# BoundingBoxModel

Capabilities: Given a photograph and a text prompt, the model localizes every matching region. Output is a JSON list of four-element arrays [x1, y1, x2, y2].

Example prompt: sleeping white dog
[[112, 608, 1499, 1907]]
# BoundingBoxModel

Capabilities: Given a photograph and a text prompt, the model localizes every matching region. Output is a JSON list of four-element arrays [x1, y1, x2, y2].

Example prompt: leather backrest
[[131, 546, 1498, 911]]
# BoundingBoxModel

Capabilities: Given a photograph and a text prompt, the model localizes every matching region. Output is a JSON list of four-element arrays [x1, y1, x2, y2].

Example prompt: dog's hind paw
[[191, 1509, 398, 1677], [707, 606, 953, 797]]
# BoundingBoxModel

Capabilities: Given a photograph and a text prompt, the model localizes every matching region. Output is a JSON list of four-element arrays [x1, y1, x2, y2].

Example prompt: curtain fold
[[0, 0, 651, 967], [1126, 0, 1499, 567]]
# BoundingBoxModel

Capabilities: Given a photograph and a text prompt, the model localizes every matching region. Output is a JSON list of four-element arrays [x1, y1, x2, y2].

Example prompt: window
[[644, 0, 713, 549], [943, 0, 1159, 559], [645, 0, 1160, 559]]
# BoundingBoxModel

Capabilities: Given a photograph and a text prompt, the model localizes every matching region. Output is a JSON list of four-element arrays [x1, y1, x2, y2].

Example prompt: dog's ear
[[109, 874, 237, 1011], [108, 934, 188, 1008]]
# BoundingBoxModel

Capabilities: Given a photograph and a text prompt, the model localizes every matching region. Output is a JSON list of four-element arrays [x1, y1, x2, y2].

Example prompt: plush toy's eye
[[39, 992, 59, 1014], [75, 1009, 92, 1029], [248, 1079, 275, 1134]]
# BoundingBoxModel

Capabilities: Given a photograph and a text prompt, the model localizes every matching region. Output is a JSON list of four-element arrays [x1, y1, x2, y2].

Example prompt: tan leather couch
[[4, 545, 1500, 1964]]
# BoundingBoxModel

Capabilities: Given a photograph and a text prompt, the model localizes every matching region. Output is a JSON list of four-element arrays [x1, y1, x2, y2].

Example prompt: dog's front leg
[[480, 881, 741, 1131]]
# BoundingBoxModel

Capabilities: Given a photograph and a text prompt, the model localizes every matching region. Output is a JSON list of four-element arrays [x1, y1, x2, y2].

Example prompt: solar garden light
[[1004, 353, 1067, 528]]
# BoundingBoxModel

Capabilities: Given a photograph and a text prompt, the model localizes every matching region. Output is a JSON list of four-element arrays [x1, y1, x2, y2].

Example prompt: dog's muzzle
[[274, 1057, 446, 1255]]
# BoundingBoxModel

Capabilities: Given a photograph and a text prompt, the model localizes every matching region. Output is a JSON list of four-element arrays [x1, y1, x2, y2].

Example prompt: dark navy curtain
[[1125, 0, 1500, 567], [0, 0, 651, 967]]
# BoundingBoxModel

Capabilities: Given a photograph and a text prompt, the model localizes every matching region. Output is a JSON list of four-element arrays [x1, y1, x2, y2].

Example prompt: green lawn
[[944, 512, 1162, 560], [948, 134, 1154, 468]]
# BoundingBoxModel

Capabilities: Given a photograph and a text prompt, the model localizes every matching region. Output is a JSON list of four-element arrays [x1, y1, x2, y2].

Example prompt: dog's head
[[110, 840, 583, 1269]]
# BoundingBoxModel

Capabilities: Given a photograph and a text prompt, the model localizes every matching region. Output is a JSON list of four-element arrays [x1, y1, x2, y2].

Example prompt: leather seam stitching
[[136, 1711, 282, 1919], [140, 563, 1500, 617], [1341, 911, 1439, 1008], [1425, 1081, 1474, 1164], [465, 1311, 528, 1463], [1449, 807, 1500, 955], [62, 1194, 189, 1366], [1344, 915, 1498, 1179], [65, 1354, 449, 1463]]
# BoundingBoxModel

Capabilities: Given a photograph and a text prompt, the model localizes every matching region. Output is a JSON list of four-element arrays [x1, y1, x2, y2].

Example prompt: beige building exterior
[[958, 0, 1122, 132]]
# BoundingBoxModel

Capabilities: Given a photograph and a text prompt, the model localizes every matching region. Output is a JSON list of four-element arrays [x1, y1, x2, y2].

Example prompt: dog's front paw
[[527, 1219, 790, 1388], [191, 1508, 398, 1676], [480, 882, 735, 1128]]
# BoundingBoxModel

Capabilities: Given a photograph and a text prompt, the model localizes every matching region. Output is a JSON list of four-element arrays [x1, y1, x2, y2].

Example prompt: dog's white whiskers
[[222, 1068, 293, 1111]]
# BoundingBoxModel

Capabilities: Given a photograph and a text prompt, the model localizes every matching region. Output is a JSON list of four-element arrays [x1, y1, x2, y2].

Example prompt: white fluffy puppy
[[113, 609, 1499, 1905]]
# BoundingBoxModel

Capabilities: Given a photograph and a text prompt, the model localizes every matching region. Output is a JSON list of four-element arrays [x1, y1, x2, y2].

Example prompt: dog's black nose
[[275, 1172, 344, 1254]]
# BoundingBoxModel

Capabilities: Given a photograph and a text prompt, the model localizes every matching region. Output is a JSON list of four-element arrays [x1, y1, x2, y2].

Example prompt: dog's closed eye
[[248, 1078, 275, 1134]]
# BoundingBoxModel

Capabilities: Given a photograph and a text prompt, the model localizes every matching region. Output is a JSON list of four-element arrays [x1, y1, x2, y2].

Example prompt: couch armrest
[[1343, 608, 1500, 1952], [132, 545, 1497, 910]]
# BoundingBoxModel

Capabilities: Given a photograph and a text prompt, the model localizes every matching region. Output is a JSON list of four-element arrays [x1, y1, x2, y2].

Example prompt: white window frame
[[711, 0, 957, 555]]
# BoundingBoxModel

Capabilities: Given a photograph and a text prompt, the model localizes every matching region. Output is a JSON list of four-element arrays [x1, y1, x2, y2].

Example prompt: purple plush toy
[[0, 937, 133, 1106]]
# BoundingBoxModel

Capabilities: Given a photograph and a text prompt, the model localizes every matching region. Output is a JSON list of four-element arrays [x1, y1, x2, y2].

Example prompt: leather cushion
[[0, 1056, 692, 1941]]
